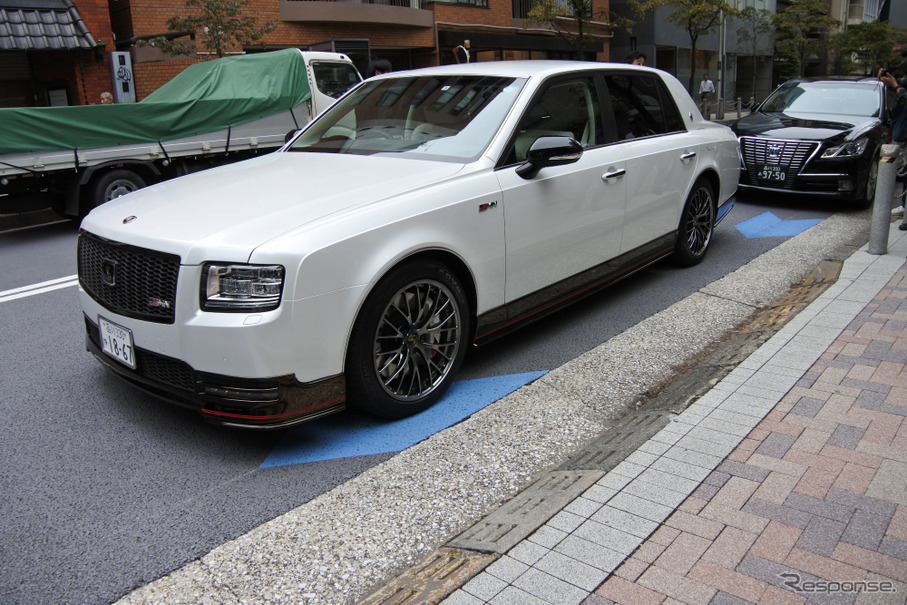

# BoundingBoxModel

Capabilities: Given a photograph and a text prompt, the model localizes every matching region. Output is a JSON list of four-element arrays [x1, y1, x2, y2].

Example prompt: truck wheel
[[88, 169, 146, 212]]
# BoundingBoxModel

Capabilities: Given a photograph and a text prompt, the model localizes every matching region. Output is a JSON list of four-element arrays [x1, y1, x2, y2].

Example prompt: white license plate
[[99, 316, 136, 370], [757, 165, 786, 181]]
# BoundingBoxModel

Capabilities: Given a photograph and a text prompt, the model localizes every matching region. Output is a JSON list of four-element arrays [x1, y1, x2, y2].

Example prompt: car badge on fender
[[123, 216, 137, 224]]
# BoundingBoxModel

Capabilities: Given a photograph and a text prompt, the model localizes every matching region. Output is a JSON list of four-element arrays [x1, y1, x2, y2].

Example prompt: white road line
[[0, 275, 79, 303]]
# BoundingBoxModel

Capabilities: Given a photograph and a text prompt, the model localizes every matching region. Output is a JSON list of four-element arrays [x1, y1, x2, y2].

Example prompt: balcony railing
[[284, 0, 427, 7]]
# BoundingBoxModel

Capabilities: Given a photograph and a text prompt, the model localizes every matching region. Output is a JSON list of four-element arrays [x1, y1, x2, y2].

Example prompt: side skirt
[[474, 233, 676, 346]]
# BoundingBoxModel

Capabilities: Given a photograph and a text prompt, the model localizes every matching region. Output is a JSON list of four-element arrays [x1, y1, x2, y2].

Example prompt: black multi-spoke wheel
[[346, 260, 470, 418], [673, 179, 716, 267]]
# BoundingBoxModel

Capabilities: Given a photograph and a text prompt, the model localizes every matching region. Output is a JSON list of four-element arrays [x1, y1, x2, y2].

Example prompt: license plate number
[[756, 165, 786, 181], [99, 316, 136, 370]]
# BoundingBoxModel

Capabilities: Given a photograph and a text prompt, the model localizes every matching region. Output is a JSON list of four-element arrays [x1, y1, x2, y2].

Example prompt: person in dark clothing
[[880, 60, 907, 229], [625, 51, 646, 66], [367, 58, 393, 77]]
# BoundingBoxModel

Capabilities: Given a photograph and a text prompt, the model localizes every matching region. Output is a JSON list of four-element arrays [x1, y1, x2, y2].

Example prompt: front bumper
[[85, 315, 346, 429]]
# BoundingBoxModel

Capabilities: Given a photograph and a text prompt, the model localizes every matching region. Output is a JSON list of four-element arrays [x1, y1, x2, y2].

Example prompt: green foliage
[[831, 20, 907, 76], [630, 0, 740, 92], [526, 0, 602, 55], [143, 0, 277, 58], [772, 0, 841, 76]]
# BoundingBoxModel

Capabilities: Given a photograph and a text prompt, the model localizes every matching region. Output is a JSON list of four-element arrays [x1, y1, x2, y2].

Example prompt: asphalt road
[[0, 192, 861, 604]]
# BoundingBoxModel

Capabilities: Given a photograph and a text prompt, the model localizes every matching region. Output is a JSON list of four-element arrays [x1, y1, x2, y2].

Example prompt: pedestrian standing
[[699, 74, 715, 118], [879, 62, 907, 230]]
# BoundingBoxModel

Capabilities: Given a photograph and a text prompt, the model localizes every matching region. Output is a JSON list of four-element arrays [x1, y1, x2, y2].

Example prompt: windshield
[[288, 75, 525, 161], [760, 82, 880, 117]]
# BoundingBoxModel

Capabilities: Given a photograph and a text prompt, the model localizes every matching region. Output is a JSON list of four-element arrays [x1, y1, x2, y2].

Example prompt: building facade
[[1, 0, 612, 106]]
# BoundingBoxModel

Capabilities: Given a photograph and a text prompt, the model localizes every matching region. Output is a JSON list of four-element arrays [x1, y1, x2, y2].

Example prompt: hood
[[80, 152, 465, 264], [733, 110, 878, 142]]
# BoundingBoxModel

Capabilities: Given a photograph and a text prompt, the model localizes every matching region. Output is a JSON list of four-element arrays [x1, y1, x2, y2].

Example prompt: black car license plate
[[756, 165, 786, 182]]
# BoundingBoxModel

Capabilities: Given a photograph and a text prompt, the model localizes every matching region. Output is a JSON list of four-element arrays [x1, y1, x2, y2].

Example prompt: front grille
[[78, 230, 180, 324], [740, 137, 819, 189]]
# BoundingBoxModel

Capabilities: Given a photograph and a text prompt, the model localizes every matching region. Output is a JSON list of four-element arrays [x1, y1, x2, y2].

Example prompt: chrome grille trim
[[739, 136, 820, 189]]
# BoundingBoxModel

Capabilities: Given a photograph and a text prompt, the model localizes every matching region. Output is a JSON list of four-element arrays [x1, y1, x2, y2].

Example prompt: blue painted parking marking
[[261, 372, 547, 468], [736, 211, 823, 238]]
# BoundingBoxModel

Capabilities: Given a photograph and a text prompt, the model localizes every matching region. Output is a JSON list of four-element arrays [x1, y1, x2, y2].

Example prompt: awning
[[0, 0, 99, 51]]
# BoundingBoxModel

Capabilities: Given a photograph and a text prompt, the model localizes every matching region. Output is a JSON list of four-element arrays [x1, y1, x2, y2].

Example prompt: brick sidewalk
[[589, 266, 907, 605]]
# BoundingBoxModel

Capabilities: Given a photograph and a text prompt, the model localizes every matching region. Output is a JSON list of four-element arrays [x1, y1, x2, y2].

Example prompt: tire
[[856, 151, 879, 210], [673, 178, 716, 267], [346, 260, 470, 419], [87, 169, 146, 213]]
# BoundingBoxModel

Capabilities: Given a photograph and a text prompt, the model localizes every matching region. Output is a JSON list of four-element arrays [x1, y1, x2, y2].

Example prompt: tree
[[772, 0, 841, 77], [145, 0, 277, 59], [631, 0, 739, 94], [832, 20, 907, 76], [735, 6, 773, 103], [526, 0, 618, 58]]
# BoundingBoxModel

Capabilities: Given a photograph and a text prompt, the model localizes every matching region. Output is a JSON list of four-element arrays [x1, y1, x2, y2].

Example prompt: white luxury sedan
[[77, 61, 740, 429]]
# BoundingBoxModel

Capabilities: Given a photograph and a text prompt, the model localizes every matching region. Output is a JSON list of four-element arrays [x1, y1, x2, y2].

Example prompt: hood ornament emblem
[[766, 144, 782, 165], [123, 216, 137, 224]]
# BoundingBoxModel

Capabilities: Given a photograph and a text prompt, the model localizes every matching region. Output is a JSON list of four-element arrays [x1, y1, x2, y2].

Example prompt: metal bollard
[[868, 143, 900, 255], [736, 97, 741, 119]]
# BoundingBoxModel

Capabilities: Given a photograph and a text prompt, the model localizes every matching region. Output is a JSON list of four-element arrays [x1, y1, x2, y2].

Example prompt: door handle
[[680, 151, 697, 161], [602, 169, 626, 180]]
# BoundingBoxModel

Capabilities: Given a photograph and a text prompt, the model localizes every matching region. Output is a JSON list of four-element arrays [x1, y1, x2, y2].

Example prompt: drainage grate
[[558, 411, 671, 472], [359, 548, 496, 605], [447, 470, 603, 554]]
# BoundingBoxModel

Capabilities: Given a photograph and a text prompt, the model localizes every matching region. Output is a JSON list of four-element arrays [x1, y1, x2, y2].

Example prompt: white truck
[[0, 49, 361, 217]]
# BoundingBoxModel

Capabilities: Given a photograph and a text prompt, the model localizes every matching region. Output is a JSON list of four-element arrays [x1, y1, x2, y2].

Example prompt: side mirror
[[516, 136, 583, 179]]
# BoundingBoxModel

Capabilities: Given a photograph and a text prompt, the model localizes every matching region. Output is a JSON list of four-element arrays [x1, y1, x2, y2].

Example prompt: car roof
[[783, 77, 882, 88], [371, 60, 655, 81]]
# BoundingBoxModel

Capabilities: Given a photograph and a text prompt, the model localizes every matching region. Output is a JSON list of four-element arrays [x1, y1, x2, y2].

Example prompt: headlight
[[822, 137, 868, 159], [201, 263, 285, 312]]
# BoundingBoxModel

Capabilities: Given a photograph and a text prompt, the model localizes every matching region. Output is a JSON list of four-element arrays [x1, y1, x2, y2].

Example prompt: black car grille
[[740, 137, 819, 189], [78, 230, 180, 324]]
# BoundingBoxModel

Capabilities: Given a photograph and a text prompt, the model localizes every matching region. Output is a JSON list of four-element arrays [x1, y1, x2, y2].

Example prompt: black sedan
[[732, 78, 894, 206]]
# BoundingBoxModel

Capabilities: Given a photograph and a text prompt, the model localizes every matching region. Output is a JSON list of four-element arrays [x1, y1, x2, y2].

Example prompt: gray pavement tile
[[444, 589, 486, 605], [565, 496, 605, 519], [827, 424, 866, 451], [662, 446, 724, 470], [582, 485, 618, 505], [598, 472, 633, 492], [489, 585, 554, 605], [696, 415, 759, 438], [704, 470, 732, 487], [486, 555, 530, 583], [754, 432, 797, 459], [589, 505, 660, 539], [462, 570, 510, 601], [717, 460, 771, 483], [844, 376, 894, 395], [879, 536, 907, 562], [637, 439, 672, 457], [528, 525, 569, 550], [795, 516, 847, 557], [623, 477, 691, 509], [854, 389, 905, 416], [736, 553, 821, 591], [607, 492, 673, 524], [784, 493, 855, 523], [675, 434, 738, 459], [742, 498, 814, 529], [691, 482, 720, 501], [579, 594, 614, 605], [637, 467, 703, 495], [825, 488, 898, 518], [573, 519, 642, 556], [548, 511, 586, 534], [554, 535, 627, 573], [842, 508, 893, 551], [535, 550, 610, 592], [711, 592, 753, 605], [511, 568, 590, 605], [790, 396, 826, 418], [650, 455, 713, 482], [509, 540, 549, 566]]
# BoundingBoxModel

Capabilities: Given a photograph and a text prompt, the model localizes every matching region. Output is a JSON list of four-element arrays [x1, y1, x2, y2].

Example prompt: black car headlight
[[202, 263, 285, 312], [821, 137, 868, 159]]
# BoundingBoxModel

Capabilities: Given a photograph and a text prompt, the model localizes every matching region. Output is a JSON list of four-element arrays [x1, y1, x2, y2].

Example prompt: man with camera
[[879, 59, 907, 229]]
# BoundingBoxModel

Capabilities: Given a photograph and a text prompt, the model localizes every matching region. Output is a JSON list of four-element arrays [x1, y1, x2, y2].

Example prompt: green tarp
[[0, 49, 312, 155]]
